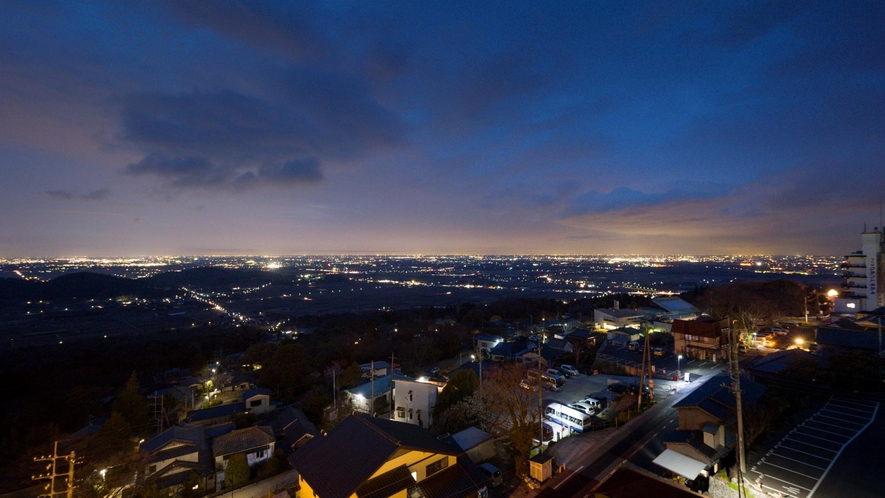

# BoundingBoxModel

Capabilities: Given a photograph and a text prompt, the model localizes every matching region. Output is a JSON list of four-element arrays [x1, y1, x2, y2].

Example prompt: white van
[[478, 463, 503, 487]]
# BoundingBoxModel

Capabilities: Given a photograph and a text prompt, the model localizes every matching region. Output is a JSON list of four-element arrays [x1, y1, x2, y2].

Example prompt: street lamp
[[677, 354, 683, 377]]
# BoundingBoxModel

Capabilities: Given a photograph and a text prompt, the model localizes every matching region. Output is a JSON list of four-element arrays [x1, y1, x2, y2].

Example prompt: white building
[[836, 227, 885, 314], [391, 378, 440, 429]]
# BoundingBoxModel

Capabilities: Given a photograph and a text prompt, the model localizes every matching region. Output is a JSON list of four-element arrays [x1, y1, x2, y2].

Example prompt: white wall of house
[[392, 379, 438, 429]]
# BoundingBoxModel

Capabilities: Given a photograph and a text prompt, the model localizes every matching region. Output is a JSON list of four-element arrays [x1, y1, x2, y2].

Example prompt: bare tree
[[483, 363, 539, 477]]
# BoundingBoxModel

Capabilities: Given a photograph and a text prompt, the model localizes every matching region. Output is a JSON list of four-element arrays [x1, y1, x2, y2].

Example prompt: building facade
[[392, 378, 439, 429], [836, 227, 885, 314]]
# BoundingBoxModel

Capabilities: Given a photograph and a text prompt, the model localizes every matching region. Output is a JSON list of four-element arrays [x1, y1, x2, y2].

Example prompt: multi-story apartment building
[[836, 227, 885, 314]]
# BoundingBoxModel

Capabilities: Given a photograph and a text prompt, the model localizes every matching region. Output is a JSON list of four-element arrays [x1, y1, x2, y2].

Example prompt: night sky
[[2, 1, 884, 257]]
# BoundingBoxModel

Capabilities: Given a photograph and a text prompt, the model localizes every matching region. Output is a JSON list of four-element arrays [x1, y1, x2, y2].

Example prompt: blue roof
[[673, 375, 765, 422], [185, 402, 246, 422], [348, 373, 413, 398], [242, 387, 271, 400]]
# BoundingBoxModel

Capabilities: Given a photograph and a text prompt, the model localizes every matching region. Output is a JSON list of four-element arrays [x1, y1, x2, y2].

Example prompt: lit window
[[847, 303, 856, 309]]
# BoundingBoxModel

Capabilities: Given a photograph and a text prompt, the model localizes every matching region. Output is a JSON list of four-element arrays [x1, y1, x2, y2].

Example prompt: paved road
[[535, 371, 719, 498]]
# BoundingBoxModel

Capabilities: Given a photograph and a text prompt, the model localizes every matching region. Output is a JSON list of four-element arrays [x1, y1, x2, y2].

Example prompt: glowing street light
[[677, 354, 683, 376]]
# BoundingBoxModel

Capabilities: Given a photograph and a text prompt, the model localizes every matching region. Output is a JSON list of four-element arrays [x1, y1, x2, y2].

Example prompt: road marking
[[815, 413, 864, 426], [759, 472, 812, 490], [553, 464, 584, 490], [758, 460, 821, 480], [767, 453, 827, 471], [792, 429, 848, 443], [774, 446, 833, 461], [806, 417, 856, 429], [807, 402, 879, 498], [798, 425, 853, 439], [781, 437, 838, 453]]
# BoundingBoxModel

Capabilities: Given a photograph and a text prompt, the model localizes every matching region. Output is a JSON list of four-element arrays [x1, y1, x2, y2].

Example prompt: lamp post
[[677, 354, 682, 378]]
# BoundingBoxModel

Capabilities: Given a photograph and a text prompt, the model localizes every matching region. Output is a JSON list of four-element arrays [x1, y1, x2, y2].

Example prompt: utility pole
[[32, 441, 76, 498], [538, 342, 543, 444], [637, 321, 653, 406], [728, 324, 747, 481]]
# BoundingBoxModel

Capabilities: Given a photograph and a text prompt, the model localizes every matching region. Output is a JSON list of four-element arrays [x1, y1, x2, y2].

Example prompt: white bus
[[543, 402, 593, 433]]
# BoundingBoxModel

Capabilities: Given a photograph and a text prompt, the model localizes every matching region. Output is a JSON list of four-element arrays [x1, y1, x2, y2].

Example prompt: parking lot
[[746, 396, 880, 498]]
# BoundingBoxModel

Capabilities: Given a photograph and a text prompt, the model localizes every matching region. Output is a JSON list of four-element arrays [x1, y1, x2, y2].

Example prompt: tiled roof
[[140, 424, 204, 455], [356, 465, 414, 498], [185, 402, 246, 422], [410, 457, 489, 498], [212, 426, 275, 457], [288, 414, 461, 498], [816, 327, 880, 350], [673, 375, 766, 423]]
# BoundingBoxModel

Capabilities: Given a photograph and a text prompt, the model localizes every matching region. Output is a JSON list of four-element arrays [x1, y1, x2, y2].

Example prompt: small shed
[[448, 427, 495, 463], [529, 452, 555, 482]]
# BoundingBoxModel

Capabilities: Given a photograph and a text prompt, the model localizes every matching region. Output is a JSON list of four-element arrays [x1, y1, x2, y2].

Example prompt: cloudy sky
[[2, 1, 884, 257]]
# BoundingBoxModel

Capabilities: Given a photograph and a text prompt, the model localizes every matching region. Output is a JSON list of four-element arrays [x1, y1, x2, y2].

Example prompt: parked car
[[520, 379, 539, 391], [580, 396, 607, 411], [607, 383, 630, 394], [771, 326, 789, 335], [548, 367, 569, 378], [478, 463, 503, 487], [560, 364, 580, 376], [653, 346, 665, 356], [545, 383, 562, 392], [545, 369, 566, 382], [569, 402, 596, 415]]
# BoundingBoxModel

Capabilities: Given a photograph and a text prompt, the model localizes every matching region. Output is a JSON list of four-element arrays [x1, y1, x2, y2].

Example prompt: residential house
[[392, 378, 439, 429], [671, 317, 728, 362], [139, 424, 215, 494], [212, 426, 276, 489], [606, 327, 641, 348], [288, 413, 490, 498], [241, 387, 273, 415], [743, 350, 823, 384], [540, 338, 573, 363], [360, 361, 391, 379], [594, 307, 643, 331], [269, 406, 319, 453], [653, 375, 765, 480], [475, 334, 503, 355], [224, 373, 256, 392], [185, 389, 274, 425], [349, 373, 413, 414], [815, 319, 881, 357]]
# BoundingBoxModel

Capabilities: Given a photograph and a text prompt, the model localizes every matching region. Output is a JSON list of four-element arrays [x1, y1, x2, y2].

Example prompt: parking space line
[[798, 425, 852, 439], [759, 472, 813, 491], [760, 483, 801, 498], [774, 446, 833, 461], [805, 417, 855, 430], [781, 438, 838, 453], [816, 413, 865, 426], [807, 402, 879, 498], [768, 453, 828, 471], [758, 460, 821, 481]]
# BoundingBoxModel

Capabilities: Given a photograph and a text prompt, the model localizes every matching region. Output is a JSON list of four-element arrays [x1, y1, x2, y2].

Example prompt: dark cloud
[[156, 0, 329, 59], [561, 187, 723, 218], [119, 81, 404, 190], [46, 188, 111, 201]]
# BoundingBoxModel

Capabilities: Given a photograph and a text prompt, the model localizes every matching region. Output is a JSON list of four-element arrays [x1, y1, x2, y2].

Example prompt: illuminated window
[[847, 303, 856, 309]]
